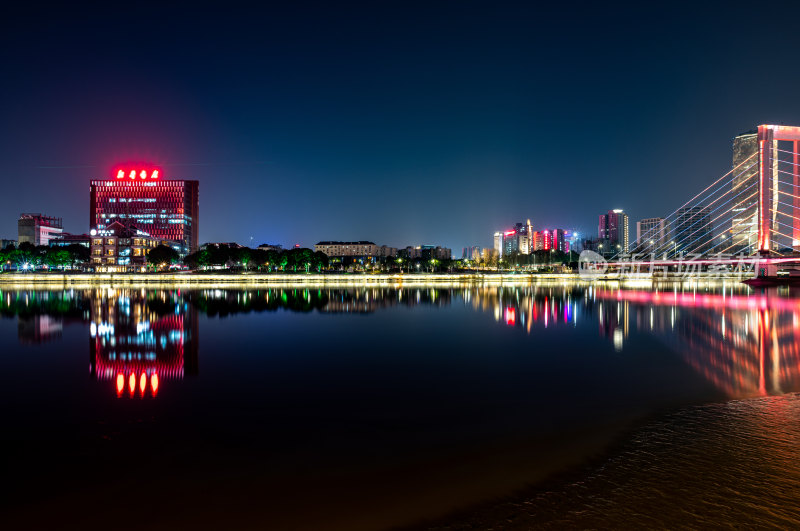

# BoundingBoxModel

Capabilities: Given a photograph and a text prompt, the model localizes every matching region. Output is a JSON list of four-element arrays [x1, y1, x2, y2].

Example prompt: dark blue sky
[[3, 2, 800, 251]]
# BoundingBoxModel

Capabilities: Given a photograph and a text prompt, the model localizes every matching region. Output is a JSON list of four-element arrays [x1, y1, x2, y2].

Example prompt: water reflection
[[89, 289, 198, 398], [2, 283, 799, 400], [3, 283, 800, 529]]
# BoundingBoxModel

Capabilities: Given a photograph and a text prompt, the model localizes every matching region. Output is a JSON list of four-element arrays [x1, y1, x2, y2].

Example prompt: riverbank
[[0, 271, 752, 287]]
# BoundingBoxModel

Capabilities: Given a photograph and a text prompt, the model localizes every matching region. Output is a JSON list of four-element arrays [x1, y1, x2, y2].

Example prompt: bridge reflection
[[592, 287, 800, 398], [482, 284, 800, 399], [2, 284, 799, 400]]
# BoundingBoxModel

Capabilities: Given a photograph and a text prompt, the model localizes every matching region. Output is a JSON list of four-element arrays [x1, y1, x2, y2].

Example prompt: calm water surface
[[2, 281, 799, 529]]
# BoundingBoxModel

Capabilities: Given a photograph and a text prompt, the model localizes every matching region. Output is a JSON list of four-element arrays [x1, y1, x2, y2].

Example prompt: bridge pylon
[[757, 125, 800, 255]]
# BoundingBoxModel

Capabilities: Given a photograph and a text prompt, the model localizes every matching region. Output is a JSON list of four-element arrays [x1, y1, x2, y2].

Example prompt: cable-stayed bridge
[[605, 124, 800, 278]]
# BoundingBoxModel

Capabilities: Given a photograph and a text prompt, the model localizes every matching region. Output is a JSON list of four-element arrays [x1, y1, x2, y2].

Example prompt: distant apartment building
[[462, 246, 481, 260], [18, 213, 63, 246], [503, 228, 521, 256], [598, 209, 629, 252], [0, 238, 17, 250], [530, 229, 570, 253], [636, 217, 666, 252], [90, 221, 160, 272], [419, 245, 451, 260], [674, 207, 712, 254], [496, 219, 534, 257], [398, 245, 451, 260], [730, 130, 758, 253], [314, 241, 397, 259]]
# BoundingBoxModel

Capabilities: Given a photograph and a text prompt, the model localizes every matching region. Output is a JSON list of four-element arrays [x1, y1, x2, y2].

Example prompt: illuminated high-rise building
[[730, 130, 758, 253], [494, 231, 503, 257], [598, 209, 629, 252], [90, 167, 199, 253]]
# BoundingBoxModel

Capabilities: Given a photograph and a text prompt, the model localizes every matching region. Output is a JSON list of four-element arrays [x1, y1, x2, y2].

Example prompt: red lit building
[[90, 168, 199, 253]]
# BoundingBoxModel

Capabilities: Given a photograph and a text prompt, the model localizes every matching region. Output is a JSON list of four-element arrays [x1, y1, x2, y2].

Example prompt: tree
[[0, 245, 9, 271], [44, 248, 71, 270], [312, 251, 329, 272], [277, 252, 289, 271], [183, 250, 202, 269], [234, 247, 252, 270], [147, 245, 180, 271], [250, 249, 268, 271], [12, 242, 39, 270], [265, 250, 280, 271], [65, 244, 89, 269], [296, 248, 314, 273]]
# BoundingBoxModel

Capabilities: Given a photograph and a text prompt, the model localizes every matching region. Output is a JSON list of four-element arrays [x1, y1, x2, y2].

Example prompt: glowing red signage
[[114, 168, 160, 180]]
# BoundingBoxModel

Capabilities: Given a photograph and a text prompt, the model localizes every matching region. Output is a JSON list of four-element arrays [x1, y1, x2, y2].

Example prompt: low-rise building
[[315, 241, 397, 259], [50, 233, 91, 248], [257, 243, 283, 252], [18, 213, 63, 246], [90, 222, 160, 272], [202, 242, 244, 250]]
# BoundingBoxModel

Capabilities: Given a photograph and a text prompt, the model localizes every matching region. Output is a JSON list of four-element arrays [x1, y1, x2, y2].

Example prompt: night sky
[[4, 2, 800, 252]]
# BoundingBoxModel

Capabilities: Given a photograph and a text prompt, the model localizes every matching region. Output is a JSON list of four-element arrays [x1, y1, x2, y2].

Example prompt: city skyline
[[5, 4, 800, 251]]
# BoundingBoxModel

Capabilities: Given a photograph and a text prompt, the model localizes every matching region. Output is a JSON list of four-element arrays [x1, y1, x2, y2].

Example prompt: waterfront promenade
[[0, 271, 752, 287]]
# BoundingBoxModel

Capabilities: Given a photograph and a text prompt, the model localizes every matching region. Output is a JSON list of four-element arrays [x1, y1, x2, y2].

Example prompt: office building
[[18, 213, 63, 246], [90, 168, 199, 253], [598, 209, 629, 252], [674, 206, 712, 254], [636, 217, 666, 252]]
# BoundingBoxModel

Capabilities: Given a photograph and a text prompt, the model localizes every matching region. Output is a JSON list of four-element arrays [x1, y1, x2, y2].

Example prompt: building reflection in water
[[89, 289, 198, 398], [0, 290, 89, 344], [3, 284, 800, 400]]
